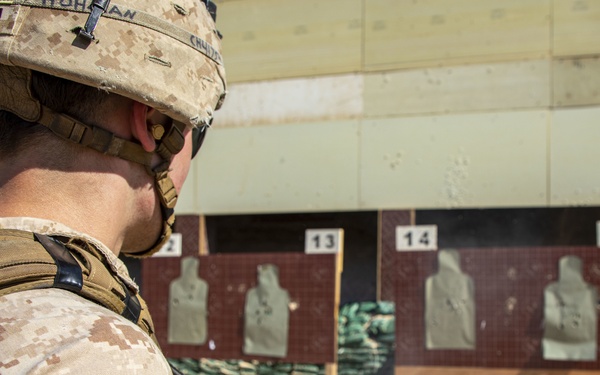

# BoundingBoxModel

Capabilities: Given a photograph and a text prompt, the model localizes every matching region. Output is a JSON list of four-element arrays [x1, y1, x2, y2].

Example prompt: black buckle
[[201, 0, 217, 22], [121, 287, 142, 325], [79, 0, 111, 41]]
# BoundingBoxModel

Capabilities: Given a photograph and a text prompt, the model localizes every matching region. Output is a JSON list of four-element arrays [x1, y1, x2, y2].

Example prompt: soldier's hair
[[0, 70, 111, 158]]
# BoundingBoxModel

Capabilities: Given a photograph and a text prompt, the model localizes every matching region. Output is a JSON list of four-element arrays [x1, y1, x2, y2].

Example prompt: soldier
[[0, 0, 226, 373]]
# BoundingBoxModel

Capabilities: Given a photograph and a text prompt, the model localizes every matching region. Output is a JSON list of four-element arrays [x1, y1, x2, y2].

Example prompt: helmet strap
[[35, 105, 184, 258]]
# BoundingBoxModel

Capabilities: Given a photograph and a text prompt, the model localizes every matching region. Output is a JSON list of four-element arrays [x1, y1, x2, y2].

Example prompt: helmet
[[0, 0, 226, 126], [0, 0, 227, 256]]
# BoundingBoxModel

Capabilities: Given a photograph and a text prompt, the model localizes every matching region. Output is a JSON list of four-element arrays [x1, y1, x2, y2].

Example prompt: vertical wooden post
[[325, 363, 338, 375], [376, 210, 383, 301], [199, 214, 209, 256], [331, 232, 343, 375]]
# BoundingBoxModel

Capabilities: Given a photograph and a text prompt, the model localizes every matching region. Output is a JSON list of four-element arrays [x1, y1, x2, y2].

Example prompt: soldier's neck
[[0, 161, 154, 256]]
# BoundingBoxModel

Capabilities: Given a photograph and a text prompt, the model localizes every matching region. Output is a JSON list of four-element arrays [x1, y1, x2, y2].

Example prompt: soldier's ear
[[131, 101, 157, 152]]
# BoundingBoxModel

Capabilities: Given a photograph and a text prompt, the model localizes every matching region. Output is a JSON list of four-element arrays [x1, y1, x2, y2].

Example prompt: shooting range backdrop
[[381, 210, 600, 370], [142, 216, 339, 364]]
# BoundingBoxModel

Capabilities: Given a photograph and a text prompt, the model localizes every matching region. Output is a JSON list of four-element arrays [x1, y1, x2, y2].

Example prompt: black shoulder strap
[[34, 233, 83, 293], [34, 232, 142, 327]]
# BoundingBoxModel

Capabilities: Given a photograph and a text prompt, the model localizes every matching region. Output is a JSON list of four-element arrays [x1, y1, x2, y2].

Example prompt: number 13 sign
[[305, 229, 344, 254], [396, 225, 437, 251]]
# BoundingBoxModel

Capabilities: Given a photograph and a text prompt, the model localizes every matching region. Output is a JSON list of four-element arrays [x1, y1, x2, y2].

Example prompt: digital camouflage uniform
[[0, 218, 171, 374]]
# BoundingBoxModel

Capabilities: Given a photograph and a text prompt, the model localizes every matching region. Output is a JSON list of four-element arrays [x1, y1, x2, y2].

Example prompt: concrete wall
[[177, 0, 600, 215]]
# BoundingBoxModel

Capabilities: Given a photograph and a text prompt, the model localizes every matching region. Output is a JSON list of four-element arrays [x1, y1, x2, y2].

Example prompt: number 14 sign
[[395, 225, 437, 251]]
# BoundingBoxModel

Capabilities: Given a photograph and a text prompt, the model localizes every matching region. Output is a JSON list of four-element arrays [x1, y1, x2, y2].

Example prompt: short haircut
[[0, 70, 111, 157]]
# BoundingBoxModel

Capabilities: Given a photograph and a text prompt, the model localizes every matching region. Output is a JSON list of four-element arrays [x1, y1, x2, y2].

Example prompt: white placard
[[396, 225, 437, 251], [153, 233, 183, 257], [305, 228, 344, 254]]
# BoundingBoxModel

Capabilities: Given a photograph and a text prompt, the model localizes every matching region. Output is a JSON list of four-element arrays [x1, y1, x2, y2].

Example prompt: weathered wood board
[[216, 0, 362, 82], [553, 56, 600, 108], [364, 0, 550, 71], [195, 121, 360, 214], [364, 60, 550, 118], [554, 0, 600, 57], [216, 74, 363, 128], [360, 111, 548, 210], [550, 107, 600, 207]]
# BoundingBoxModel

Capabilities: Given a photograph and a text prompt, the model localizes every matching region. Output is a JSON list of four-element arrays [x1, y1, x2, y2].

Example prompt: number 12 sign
[[305, 228, 344, 254], [395, 225, 437, 251], [153, 233, 183, 257]]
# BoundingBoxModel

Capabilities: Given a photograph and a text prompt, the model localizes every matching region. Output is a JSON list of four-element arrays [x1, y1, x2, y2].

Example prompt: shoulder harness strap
[[0, 230, 155, 345]]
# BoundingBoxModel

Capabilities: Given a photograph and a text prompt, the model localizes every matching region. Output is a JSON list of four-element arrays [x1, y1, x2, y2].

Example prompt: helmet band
[[5, 0, 223, 65]]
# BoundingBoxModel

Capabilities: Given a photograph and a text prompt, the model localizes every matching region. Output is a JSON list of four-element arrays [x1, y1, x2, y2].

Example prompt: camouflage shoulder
[[0, 289, 171, 374]]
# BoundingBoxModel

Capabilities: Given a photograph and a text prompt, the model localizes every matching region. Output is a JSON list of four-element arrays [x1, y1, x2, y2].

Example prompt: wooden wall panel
[[360, 111, 548, 210], [364, 60, 550, 118], [553, 56, 600, 108], [216, 74, 363, 128], [173, 0, 600, 216], [364, 0, 550, 71], [553, 0, 600, 57], [216, 0, 362, 82], [396, 367, 599, 375], [195, 121, 360, 214], [551, 107, 600, 206]]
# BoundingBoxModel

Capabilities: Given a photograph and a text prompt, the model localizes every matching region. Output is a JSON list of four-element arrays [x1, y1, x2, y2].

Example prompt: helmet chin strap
[[134, 174, 177, 258], [36, 105, 185, 257], [128, 122, 187, 258]]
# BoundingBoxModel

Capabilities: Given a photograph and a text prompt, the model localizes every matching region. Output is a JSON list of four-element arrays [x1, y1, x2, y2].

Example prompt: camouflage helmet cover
[[0, 0, 226, 128]]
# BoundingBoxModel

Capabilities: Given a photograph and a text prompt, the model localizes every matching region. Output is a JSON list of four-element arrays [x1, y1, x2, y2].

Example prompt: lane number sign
[[305, 228, 344, 254], [153, 232, 183, 257], [395, 225, 437, 251]]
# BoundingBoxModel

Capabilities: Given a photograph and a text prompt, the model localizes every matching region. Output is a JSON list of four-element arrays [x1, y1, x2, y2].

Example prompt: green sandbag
[[352, 312, 370, 325], [292, 364, 320, 372], [376, 301, 394, 315], [274, 363, 293, 372], [256, 365, 274, 375], [180, 358, 201, 371], [338, 366, 361, 375], [219, 368, 239, 375], [377, 333, 396, 344], [357, 301, 378, 313], [346, 321, 365, 334], [199, 363, 219, 375], [368, 315, 395, 335], [344, 303, 359, 319], [340, 332, 368, 346]]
